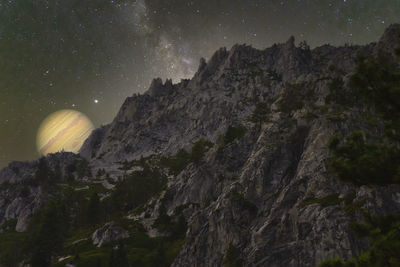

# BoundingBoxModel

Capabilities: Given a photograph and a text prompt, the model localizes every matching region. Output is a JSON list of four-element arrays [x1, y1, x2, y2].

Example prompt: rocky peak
[[147, 77, 174, 97], [193, 47, 229, 83], [285, 35, 296, 48], [377, 23, 400, 56], [1, 24, 400, 266]]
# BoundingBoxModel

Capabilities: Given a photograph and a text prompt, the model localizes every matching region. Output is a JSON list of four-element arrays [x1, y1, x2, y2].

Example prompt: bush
[[301, 194, 341, 208], [28, 199, 70, 267], [278, 83, 304, 114], [217, 125, 247, 154], [230, 193, 258, 216], [0, 231, 28, 267], [224, 125, 247, 145], [153, 203, 187, 240], [250, 102, 270, 129], [110, 167, 166, 213], [321, 212, 400, 266], [223, 243, 243, 267], [190, 139, 213, 163], [266, 69, 282, 82], [349, 55, 400, 120], [160, 138, 213, 174], [328, 131, 400, 185], [160, 149, 190, 175], [325, 76, 352, 106], [395, 46, 400, 57]]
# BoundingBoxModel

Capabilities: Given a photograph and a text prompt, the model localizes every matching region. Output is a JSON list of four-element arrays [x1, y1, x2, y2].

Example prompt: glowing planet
[[36, 109, 94, 156]]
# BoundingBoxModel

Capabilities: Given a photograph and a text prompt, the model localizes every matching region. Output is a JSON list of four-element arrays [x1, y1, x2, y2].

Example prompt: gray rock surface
[[0, 24, 399, 266], [92, 222, 129, 247], [0, 152, 82, 231]]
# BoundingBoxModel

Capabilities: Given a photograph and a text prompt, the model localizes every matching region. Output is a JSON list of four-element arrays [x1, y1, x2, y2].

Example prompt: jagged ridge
[[0, 24, 399, 266]]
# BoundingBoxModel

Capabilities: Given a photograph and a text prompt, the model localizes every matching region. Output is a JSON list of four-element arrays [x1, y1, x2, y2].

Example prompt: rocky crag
[[0, 24, 399, 266]]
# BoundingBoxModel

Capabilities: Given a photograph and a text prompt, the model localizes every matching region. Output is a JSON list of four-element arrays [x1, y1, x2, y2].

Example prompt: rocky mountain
[[0, 24, 399, 267]]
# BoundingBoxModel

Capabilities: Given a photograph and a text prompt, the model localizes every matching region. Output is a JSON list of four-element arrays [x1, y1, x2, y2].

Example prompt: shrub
[[217, 125, 247, 154], [301, 194, 341, 208], [190, 139, 213, 163], [230, 193, 258, 216], [325, 76, 352, 106], [321, 212, 400, 266], [153, 204, 187, 239], [278, 83, 304, 114], [28, 199, 70, 267], [250, 102, 270, 129], [223, 243, 243, 267], [328, 131, 400, 185], [224, 125, 247, 145], [395, 46, 400, 57], [160, 149, 190, 175], [349, 55, 400, 120], [266, 69, 282, 82], [110, 167, 166, 213]]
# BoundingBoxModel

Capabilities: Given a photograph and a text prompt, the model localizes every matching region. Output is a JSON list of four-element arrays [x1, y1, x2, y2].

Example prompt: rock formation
[[0, 24, 399, 266]]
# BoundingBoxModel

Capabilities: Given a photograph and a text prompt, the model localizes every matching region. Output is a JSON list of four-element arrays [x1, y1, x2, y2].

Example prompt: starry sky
[[0, 0, 399, 167]]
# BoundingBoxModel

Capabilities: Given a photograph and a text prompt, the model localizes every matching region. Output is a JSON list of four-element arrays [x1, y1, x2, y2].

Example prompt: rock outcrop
[[0, 152, 81, 232], [92, 222, 129, 247], [0, 24, 399, 266]]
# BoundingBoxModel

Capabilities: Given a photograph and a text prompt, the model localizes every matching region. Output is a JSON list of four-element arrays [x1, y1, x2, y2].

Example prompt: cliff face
[[1, 24, 400, 266], [0, 152, 80, 232]]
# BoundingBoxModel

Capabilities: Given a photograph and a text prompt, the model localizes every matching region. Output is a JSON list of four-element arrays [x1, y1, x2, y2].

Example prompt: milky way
[[0, 0, 399, 167]]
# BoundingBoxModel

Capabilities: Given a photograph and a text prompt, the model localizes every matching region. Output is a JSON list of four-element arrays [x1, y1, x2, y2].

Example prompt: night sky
[[0, 0, 399, 167]]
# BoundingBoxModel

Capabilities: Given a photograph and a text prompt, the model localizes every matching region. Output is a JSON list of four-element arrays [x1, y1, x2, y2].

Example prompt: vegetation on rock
[[321, 48, 400, 266]]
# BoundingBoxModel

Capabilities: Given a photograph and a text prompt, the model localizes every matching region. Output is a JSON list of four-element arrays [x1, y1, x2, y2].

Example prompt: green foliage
[[343, 191, 356, 206], [152, 204, 171, 232], [86, 193, 102, 226], [349, 55, 400, 120], [223, 242, 243, 267], [96, 168, 106, 177], [109, 243, 129, 267], [28, 198, 70, 267], [325, 76, 352, 106], [327, 112, 348, 123], [303, 112, 319, 121], [160, 138, 213, 174], [323, 50, 400, 265], [75, 159, 92, 178], [217, 125, 247, 154], [223, 125, 247, 145], [250, 102, 270, 129], [35, 157, 52, 185], [190, 138, 213, 163], [266, 68, 282, 82], [0, 231, 28, 267], [328, 131, 400, 185], [301, 193, 341, 208], [277, 83, 304, 114], [2, 154, 187, 267], [110, 166, 166, 213], [230, 193, 258, 216], [318, 258, 355, 267], [153, 203, 187, 240], [395, 46, 400, 57], [160, 149, 190, 176], [343, 199, 367, 216], [320, 212, 400, 267]]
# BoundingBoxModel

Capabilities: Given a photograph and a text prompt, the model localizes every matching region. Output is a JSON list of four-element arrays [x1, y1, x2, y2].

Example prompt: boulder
[[92, 222, 129, 247]]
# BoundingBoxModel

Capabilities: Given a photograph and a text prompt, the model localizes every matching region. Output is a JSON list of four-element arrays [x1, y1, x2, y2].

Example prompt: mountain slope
[[0, 24, 399, 266]]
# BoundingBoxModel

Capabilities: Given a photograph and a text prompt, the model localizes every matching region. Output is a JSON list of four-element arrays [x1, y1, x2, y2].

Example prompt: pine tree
[[250, 102, 270, 130]]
